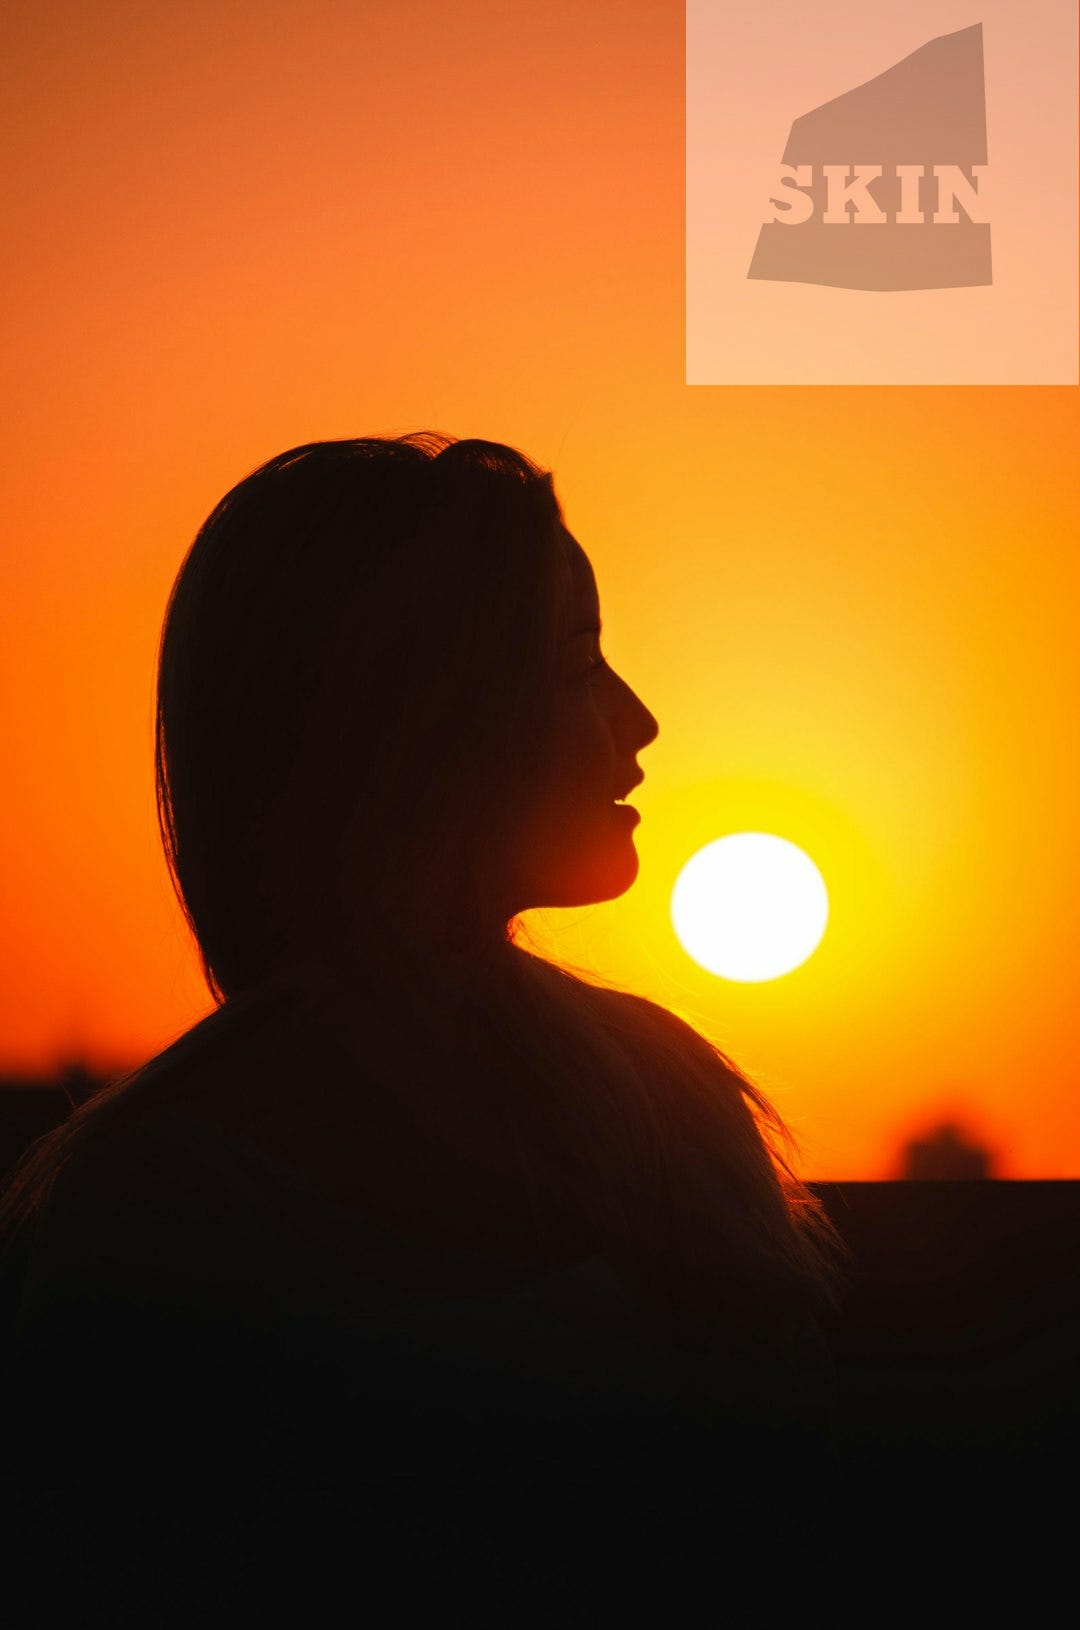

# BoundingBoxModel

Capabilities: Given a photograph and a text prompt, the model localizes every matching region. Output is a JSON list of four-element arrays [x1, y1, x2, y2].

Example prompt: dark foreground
[[815, 1179, 1080, 1608], [1, 1085, 1077, 1620]]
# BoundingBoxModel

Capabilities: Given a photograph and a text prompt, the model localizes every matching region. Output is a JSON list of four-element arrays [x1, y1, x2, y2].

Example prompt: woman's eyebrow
[[567, 620, 602, 639]]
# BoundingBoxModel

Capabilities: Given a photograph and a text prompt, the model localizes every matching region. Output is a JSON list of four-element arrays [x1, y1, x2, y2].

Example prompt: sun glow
[[671, 832, 829, 983]]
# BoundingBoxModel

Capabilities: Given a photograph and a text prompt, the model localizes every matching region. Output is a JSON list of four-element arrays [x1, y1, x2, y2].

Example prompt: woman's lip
[[609, 801, 641, 822]]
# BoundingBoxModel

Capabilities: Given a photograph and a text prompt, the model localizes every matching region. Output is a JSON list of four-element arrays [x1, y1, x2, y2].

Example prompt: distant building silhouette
[[55, 1060, 107, 1108], [901, 1121, 993, 1180]]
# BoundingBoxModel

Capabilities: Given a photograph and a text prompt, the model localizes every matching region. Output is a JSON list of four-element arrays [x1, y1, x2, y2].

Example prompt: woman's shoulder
[[10, 1106, 282, 1336], [5, 984, 399, 1316], [521, 951, 719, 1052], [6, 982, 563, 1325]]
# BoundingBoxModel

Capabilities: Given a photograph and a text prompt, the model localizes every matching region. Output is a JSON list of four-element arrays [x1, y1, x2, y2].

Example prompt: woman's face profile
[[503, 530, 659, 917]]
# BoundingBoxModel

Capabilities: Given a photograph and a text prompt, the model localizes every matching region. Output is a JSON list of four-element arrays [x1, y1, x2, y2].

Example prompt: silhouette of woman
[[0, 434, 842, 1627]]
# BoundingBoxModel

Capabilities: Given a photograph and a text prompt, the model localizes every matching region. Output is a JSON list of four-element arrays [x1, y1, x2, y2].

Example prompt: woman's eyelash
[[584, 655, 610, 682]]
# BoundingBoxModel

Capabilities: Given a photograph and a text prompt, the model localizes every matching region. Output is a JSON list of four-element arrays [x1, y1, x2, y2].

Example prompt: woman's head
[[156, 433, 657, 1007]]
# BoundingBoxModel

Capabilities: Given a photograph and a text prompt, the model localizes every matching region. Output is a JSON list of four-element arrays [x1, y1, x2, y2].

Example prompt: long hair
[[0, 432, 842, 1338]]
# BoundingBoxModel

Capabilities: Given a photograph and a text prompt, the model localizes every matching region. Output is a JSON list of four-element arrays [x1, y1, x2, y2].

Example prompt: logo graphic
[[747, 23, 990, 292]]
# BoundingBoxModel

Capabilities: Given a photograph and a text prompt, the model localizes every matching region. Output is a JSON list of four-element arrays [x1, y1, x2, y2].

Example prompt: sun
[[671, 832, 829, 982]]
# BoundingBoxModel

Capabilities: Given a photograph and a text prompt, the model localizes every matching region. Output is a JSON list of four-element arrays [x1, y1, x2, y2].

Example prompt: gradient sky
[[2, 0, 1078, 1178]]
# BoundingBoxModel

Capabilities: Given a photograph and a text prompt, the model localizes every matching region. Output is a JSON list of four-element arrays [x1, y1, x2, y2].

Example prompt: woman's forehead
[[560, 531, 600, 628]]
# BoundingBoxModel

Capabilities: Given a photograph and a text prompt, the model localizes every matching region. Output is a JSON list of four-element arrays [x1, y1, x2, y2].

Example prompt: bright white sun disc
[[670, 832, 828, 982]]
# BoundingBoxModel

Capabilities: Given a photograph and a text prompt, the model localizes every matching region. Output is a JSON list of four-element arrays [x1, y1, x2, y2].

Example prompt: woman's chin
[[512, 820, 643, 912], [554, 841, 641, 907]]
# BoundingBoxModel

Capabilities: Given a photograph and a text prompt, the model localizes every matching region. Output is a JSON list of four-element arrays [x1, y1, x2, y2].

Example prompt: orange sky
[[2, 0, 1078, 1178]]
